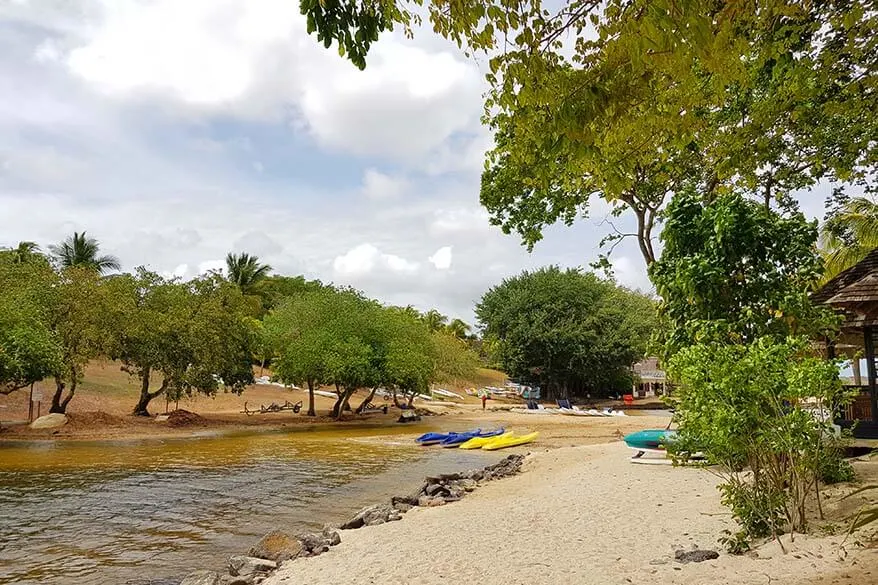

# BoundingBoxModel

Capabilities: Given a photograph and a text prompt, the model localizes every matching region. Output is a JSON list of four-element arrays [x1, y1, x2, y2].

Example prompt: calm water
[[0, 424, 498, 585]]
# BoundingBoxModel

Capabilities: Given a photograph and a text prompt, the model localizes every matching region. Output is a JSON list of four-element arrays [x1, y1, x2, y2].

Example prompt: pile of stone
[[178, 454, 526, 585], [344, 454, 526, 523], [179, 526, 342, 585]]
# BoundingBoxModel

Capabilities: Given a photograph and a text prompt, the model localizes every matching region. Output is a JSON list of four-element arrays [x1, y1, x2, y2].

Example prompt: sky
[[0, 0, 831, 324]]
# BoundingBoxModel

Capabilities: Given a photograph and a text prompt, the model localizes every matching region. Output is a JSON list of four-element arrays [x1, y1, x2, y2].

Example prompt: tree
[[252, 274, 323, 313], [1, 241, 45, 265], [422, 309, 447, 333], [477, 266, 657, 399], [225, 252, 272, 295], [446, 318, 471, 339], [820, 193, 878, 281], [108, 270, 255, 416], [49, 232, 121, 274], [0, 262, 63, 395], [266, 288, 341, 416], [649, 190, 838, 360], [305, 1, 877, 267], [46, 267, 118, 413]]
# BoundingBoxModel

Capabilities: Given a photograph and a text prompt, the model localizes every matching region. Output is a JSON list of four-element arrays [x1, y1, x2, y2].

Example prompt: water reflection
[[0, 425, 497, 585]]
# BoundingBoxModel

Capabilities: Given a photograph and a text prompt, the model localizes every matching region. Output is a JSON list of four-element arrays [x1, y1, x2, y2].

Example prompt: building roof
[[813, 247, 878, 329], [633, 357, 666, 381]]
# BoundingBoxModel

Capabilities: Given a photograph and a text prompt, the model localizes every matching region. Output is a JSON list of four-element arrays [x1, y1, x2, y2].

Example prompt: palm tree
[[422, 309, 448, 333], [225, 252, 272, 293], [3, 241, 43, 264], [49, 232, 121, 274], [821, 196, 878, 281], [446, 318, 471, 339]]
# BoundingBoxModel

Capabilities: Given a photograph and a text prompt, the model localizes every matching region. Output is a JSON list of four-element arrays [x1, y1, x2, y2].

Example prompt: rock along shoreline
[[178, 454, 527, 585]]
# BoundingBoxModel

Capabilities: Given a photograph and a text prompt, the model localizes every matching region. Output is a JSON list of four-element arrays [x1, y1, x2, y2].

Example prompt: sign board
[[31, 391, 43, 402]]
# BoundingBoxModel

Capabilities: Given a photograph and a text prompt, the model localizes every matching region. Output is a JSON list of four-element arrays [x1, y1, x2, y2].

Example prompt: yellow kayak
[[482, 432, 539, 451], [459, 431, 513, 449]]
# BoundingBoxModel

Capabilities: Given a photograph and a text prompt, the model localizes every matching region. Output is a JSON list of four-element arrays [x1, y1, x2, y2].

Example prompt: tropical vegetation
[[49, 232, 121, 274], [0, 239, 484, 418], [476, 267, 657, 400]]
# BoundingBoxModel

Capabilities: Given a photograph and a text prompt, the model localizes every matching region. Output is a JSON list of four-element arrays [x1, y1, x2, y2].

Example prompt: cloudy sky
[[0, 1, 829, 323]]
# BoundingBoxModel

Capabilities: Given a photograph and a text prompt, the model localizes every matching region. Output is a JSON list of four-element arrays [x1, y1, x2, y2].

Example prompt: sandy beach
[[264, 442, 877, 585]]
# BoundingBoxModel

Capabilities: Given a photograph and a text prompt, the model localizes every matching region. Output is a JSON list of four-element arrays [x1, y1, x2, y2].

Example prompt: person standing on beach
[[481, 393, 487, 410]]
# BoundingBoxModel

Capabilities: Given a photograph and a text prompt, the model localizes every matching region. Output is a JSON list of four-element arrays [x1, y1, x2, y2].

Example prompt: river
[[0, 423, 499, 585]]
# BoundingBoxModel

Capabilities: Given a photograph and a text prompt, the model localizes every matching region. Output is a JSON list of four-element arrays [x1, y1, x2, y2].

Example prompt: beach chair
[[557, 398, 573, 410], [527, 399, 539, 410]]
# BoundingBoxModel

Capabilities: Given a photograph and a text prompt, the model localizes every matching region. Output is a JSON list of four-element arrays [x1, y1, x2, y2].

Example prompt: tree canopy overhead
[[304, 1, 877, 266], [476, 266, 656, 399]]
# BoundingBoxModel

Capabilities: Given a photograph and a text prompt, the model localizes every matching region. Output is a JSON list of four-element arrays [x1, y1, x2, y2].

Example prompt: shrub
[[667, 337, 856, 544]]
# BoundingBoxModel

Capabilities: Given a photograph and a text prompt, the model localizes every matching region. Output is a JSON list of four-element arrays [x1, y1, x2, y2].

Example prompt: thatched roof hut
[[813, 247, 878, 438]]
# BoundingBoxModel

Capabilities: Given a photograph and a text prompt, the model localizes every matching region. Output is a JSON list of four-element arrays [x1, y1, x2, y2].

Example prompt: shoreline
[[254, 442, 877, 585]]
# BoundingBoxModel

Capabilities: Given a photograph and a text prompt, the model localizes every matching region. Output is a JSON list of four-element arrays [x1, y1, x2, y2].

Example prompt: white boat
[[559, 407, 592, 417]]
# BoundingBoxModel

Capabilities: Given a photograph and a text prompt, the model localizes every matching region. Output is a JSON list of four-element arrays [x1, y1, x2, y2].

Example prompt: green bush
[[668, 337, 856, 542]]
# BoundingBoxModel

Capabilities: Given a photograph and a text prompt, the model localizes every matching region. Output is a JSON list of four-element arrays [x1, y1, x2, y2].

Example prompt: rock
[[418, 495, 433, 507], [298, 532, 329, 554], [425, 483, 447, 497], [426, 497, 446, 507], [180, 570, 221, 585], [228, 556, 276, 577], [154, 415, 170, 422], [340, 503, 399, 529], [674, 549, 719, 563], [220, 576, 254, 585], [483, 454, 525, 479], [459, 479, 477, 492], [248, 530, 303, 563], [392, 502, 412, 513], [446, 486, 465, 499], [322, 525, 342, 546], [29, 413, 68, 429]]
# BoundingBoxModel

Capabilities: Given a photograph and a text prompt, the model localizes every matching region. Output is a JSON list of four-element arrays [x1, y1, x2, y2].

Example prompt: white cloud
[[334, 243, 419, 276], [66, 0, 299, 106], [611, 256, 654, 293], [197, 259, 225, 275], [0, 0, 668, 324], [48, 0, 483, 166], [298, 43, 482, 160], [361, 168, 408, 200], [429, 246, 453, 270]]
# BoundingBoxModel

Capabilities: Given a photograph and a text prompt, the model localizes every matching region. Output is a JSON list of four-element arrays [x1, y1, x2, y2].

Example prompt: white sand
[[265, 442, 877, 585]]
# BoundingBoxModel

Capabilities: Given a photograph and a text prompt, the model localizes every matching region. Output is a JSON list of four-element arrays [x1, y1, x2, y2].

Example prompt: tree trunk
[[407, 391, 416, 408], [49, 374, 77, 414], [355, 387, 378, 414], [306, 379, 316, 416], [132, 367, 168, 417], [331, 383, 344, 417], [391, 388, 403, 409], [340, 388, 355, 416], [852, 358, 862, 385]]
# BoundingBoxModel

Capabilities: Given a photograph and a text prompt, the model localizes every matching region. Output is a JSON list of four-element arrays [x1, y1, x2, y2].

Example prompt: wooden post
[[864, 326, 878, 423], [36, 401, 41, 419], [28, 383, 34, 423]]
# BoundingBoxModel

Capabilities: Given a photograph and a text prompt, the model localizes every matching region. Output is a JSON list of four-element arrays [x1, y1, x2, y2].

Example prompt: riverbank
[[262, 442, 878, 585]]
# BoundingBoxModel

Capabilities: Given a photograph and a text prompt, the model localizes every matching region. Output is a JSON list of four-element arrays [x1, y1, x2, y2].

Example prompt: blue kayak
[[439, 427, 505, 448], [623, 429, 677, 450], [416, 428, 481, 446]]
